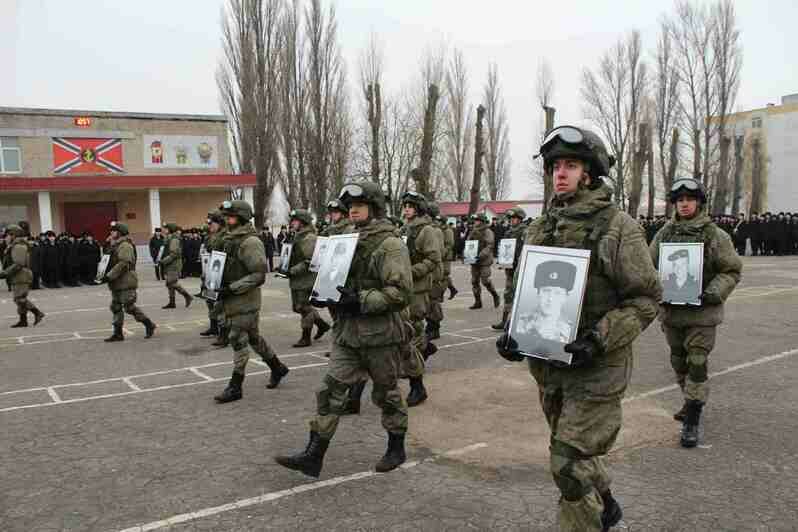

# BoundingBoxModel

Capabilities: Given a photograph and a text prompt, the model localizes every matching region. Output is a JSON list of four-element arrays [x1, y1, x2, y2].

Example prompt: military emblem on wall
[[658, 242, 703, 305], [505, 245, 590, 365], [142, 135, 218, 168], [53, 138, 124, 174]]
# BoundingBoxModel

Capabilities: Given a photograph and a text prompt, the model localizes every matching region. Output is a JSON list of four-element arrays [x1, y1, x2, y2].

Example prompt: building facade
[[723, 93, 798, 214], [0, 107, 255, 243]]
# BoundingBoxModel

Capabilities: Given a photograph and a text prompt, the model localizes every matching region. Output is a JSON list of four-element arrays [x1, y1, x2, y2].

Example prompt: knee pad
[[316, 375, 349, 416], [670, 350, 688, 373], [687, 351, 708, 382], [551, 440, 592, 502]]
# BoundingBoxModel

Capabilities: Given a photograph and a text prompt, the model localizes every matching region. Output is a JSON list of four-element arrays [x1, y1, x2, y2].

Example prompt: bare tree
[[443, 48, 473, 201], [359, 32, 383, 183], [710, 0, 742, 214], [653, 21, 681, 218], [535, 59, 555, 207], [218, 0, 284, 229], [581, 31, 647, 208], [483, 63, 511, 200], [469, 105, 486, 215]]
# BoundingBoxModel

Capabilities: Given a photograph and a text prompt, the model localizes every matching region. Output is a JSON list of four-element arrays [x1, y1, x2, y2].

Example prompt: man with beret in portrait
[[514, 260, 576, 346]]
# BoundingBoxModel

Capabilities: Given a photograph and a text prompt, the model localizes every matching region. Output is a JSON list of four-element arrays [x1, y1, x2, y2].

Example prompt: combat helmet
[[162, 222, 180, 233], [338, 181, 387, 218], [505, 207, 527, 220], [326, 199, 348, 215], [401, 191, 428, 215], [539, 125, 615, 180], [426, 201, 441, 219], [668, 177, 707, 204], [207, 210, 225, 225], [110, 221, 130, 236], [470, 212, 489, 224], [289, 209, 314, 226], [219, 199, 254, 222], [4, 224, 24, 238]]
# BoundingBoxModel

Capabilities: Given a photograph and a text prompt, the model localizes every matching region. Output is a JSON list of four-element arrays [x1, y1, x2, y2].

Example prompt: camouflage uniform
[[214, 201, 288, 403], [202, 214, 227, 339], [287, 213, 328, 347], [440, 220, 457, 297], [493, 208, 527, 330], [159, 224, 192, 308], [275, 181, 412, 478], [425, 204, 447, 340], [468, 219, 500, 308], [0, 226, 44, 327]]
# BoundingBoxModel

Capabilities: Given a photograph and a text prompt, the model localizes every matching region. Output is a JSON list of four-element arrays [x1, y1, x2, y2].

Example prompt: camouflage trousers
[[110, 289, 149, 327], [470, 265, 496, 298], [443, 261, 455, 290], [501, 267, 516, 313], [663, 324, 716, 403], [228, 311, 277, 375], [428, 279, 445, 325], [291, 289, 319, 330], [206, 299, 226, 322], [309, 342, 407, 440], [528, 358, 632, 532], [400, 292, 429, 379], [12, 283, 38, 316], [164, 271, 190, 300]]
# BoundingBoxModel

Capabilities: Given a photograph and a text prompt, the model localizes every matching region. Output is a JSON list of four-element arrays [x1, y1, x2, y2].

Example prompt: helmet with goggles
[[539, 125, 614, 180]]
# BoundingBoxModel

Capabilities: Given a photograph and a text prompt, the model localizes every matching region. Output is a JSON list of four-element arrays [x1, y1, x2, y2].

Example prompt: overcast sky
[[4, 0, 797, 199]]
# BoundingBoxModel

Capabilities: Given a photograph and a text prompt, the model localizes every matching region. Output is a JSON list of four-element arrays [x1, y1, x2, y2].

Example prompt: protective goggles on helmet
[[541, 126, 584, 151], [289, 210, 297, 217], [402, 191, 423, 200], [327, 200, 344, 210], [339, 184, 364, 200], [220, 200, 233, 209], [670, 179, 701, 193]]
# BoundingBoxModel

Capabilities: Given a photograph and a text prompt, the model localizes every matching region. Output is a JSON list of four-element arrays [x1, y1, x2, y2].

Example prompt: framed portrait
[[658, 242, 703, 305], [200, 251, 210, 284], [155, 245, 165, 263], [463, 240, 479, 265], [278, 243, 293, 272], [95, 254, 111, 283], [200, 250, 227, 301], [497, 238, 517, 269], [506, 245, 590, 365], [310, 233, 359, 303], [309, 237, 329, 273]]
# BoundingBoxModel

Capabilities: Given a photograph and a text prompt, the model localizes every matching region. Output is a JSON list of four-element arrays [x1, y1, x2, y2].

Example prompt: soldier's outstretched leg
[[313, 316, 331, 341], [174, 284, 193, 308], [11, 284, 38, 327], [215, 317, 254, 403], [469, 265, 482, 309], [481, 268, 500, 308], [121, 290, 156, 339], [447, 279, 458, 300], [369, 345, 408, 472], [162, 287, 177, 309], [250, 317, 289, 389], [493, 269, 514, 330], [10, 312, 27, 328], [105, 296, 125, 342]]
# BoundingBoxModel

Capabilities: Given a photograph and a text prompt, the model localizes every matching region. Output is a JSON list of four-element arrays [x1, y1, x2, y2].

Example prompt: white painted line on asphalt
[[46, 387, 61, 403], [443, 332, 482, 341], [123, 378, 142, 392], [189, 368, 214, 382], [1, 303, 162, 320], [115, 442, 488, 532], [73, 332, 82, 339]]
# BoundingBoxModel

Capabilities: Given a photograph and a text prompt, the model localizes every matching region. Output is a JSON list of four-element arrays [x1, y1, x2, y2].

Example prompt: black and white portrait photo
[[279, 243, 293, 272], [95, 254, 111, 283], [311, 234, 359, 303], [201, 250, 227, 300], [310, 237, 329, 273], [658, 242, 703, 305], [507, 246, 590, 365], [497, 238, 517, 268], [463, 240, 479, 265]]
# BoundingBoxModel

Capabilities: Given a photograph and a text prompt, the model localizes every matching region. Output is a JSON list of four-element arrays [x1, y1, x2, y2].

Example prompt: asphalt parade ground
[[1, 256, 798, 532]]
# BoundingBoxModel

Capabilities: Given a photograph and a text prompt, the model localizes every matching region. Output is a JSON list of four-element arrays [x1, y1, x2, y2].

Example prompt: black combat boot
[[104, 324, 124, 342], [313, 318, 331, 340], [162, 296, 176, 309], [680, 400, 703, 448], [265, 357, 289, 389], [292, 328, 312, 348], [32, 309, 45, 326], [489, 287, 501, 308], [600, 489, 623, 532], [214, 372, 244, 403], [200, 319, 219, 337], [143, 319, 157, 339], [448, 285, 458, 300], [468, 294, 482, 310], [274, 431, 330, 478], [212, 326, 229, 347], [425, 321, 441, 340], [423, 343, 438, 361], [406, 376, 428, 407], [673, 400, 689, 422], [341, 380, 366, 415], [10, 313, 28, 328], [491, 310, 509, 330], [182, 291, 193, 308], [375, 432, 406, 473]]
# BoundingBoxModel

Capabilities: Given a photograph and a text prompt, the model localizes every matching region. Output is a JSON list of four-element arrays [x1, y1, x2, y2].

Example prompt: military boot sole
[[10, 322, 28, 328], [266, 365, 289, 389], [162, 304, 177, 309], [292, 340, 312, 348], [375, 451, 406, 473], [406, 390, 428, 407], [33, 313, 45, 326], [274, 456, 322, 478], [491, 322, 506, 330], [104, 336, 124, 342], [214, 390, 242, 403]]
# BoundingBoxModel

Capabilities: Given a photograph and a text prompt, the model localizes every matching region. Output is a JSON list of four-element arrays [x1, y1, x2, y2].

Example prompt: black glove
[[310, 290, 328, 308], [496, 333, 525, 362], [560, 330, 602, 368], [701, 290, 722, 305], [333, 286, 360, 314]]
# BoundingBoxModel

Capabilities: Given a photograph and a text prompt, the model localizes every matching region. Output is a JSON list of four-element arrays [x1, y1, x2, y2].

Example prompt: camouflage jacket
[[106, 237, 138, 292], [650, 209, 742, 327], [288, 225, 318, 291], [333, 218, 413, 349], [401, 215, 442, 293], [502, 221, 528, 270], [321, 218, 353, 237], [0, 237, 33, 285], [439, 222, 455, 262], [468, 224, 494, 266], [159, 234, 183, 274], [206, 228, 227, 252], [520, 184, 661, 365], [221, 223, 267, 317]]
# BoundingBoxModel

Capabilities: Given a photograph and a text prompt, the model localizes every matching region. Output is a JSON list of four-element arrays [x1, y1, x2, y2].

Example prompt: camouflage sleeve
[[410, 226, 442, 281], [444, 228, 455, 261], [106, 244, 134, 280], [595, 213, 662, 354], [159, 237, 178, 265], [648, 223, 670, 272], [1, 245, 24, 278], [479, 229, 494, 261], [361, 237, 413, 314], [704, 227, 742, 302], [289, 233, 316, 277], [229, 236, 266, 294]]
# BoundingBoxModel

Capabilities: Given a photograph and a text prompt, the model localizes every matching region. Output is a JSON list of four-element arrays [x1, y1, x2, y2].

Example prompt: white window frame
[[752, 117, 762, 129], [0, 137, 22, 174]]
